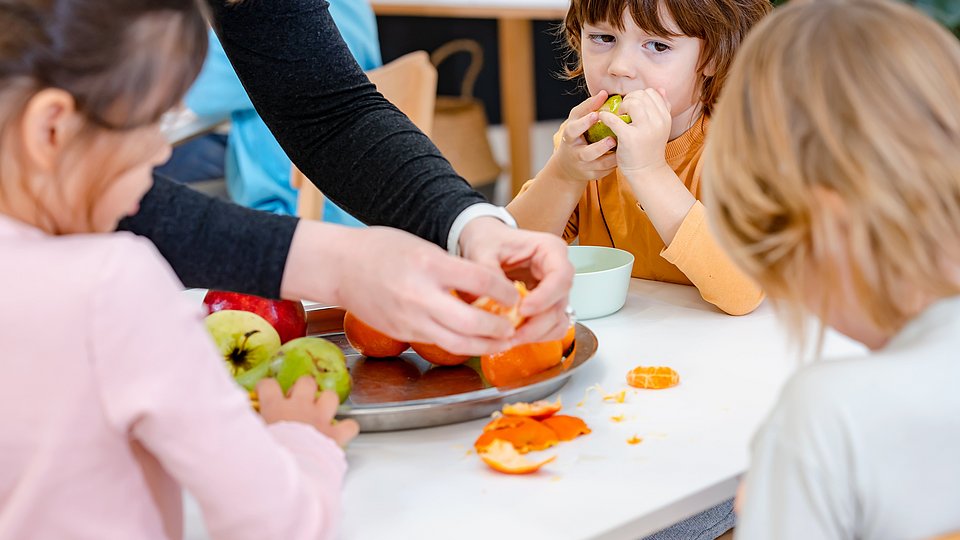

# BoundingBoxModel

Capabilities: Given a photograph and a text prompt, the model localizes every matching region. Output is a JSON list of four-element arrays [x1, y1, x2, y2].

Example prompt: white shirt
[[737, 296, 960, 540]]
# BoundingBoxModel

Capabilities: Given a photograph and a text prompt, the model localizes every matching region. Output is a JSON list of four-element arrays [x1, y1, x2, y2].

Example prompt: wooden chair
[[291, 50, 438, 220]]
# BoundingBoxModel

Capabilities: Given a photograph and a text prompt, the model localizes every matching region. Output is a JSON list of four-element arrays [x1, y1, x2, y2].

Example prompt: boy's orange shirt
[[527, 115, 763, 315]]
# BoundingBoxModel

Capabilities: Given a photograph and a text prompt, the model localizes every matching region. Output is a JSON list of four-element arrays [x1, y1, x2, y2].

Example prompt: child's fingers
[[579, 137, 617, 161], [563, 111, 600, 141], [568, 90, 609, 120], [289, 375, 318, 401], [592, 153, 618, 172], [597, 110, 632, 137], [645, 88, 671, 119], [255, 378, 284, 403], [313, 389, 341, 419], [330, 418, 360, 447]]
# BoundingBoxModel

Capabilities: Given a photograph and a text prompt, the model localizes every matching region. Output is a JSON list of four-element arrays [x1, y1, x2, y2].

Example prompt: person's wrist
[[447, 203, 517, 257], [622, 159, 671, 184], [279, 220, 352, 305]]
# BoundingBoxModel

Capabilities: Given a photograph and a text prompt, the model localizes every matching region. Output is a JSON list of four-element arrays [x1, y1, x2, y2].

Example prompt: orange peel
[[626, 435, 644, 445], [479, 440, 556, 475], [501, 398, 562, 420], [626, 366, 680, 389], [474, 418, 559, 453], [541, 415, 591, 441], [482, 415, 538, 433]]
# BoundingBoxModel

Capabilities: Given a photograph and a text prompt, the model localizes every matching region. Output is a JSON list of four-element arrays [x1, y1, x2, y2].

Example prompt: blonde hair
[[704, 0, 960, 340]]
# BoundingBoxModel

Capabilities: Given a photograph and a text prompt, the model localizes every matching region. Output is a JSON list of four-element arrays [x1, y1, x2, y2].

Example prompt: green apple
[[204, 310, 281, 389], [584, 94, 633, 144], [270, 337, 352, 403]]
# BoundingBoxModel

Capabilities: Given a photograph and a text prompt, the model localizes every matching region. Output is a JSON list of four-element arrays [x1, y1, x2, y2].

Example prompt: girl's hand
[[257, 377, 360, 447], [548, 91, 620, 183], [599, 88, 672, 178]]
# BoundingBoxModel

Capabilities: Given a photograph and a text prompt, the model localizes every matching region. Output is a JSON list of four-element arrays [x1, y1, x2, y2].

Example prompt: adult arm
[[118, 174, 296, 298], [206, 0, 486, 249]]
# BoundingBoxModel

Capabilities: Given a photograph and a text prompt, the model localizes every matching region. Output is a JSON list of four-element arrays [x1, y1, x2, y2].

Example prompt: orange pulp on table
[[343, 311, 409, 357], [626, 365, 680, 389]]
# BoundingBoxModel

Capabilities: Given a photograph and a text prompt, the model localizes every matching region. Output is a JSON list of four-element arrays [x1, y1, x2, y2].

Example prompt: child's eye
[[588, 33, 616, 45], [644, 41, 671, 53]]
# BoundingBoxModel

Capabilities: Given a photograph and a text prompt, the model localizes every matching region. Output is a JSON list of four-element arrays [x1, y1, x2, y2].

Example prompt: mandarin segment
[[471, 281, 529, 328], [343, 312, 409, 357], [626, 366, 680, 389], [501, 398, 562, 420], [478, 440, 556, 475], [541, 415, 591, 441]]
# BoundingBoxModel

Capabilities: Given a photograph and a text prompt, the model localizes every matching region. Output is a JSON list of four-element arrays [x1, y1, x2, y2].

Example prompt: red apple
[[203, 290, 307, 344]]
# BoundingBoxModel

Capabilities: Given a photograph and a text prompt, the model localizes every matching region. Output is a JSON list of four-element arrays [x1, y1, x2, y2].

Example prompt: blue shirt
[[186, 0, 381, 224]]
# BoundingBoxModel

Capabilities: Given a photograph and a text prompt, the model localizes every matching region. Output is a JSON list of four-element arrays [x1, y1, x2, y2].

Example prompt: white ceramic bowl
[[567, 246, 635, 320]]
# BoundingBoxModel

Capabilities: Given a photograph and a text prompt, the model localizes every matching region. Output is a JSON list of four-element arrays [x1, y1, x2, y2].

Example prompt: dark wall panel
[[376, 16, 586, 124]]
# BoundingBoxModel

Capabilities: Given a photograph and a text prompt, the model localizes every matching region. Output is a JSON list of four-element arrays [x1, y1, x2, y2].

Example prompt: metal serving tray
[[305, 306, 599, 432]]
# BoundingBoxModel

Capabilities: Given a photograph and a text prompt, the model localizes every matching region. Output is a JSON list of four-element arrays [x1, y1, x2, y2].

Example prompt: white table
[[184, 279, 864, 539], [371, 0, 570, 196]]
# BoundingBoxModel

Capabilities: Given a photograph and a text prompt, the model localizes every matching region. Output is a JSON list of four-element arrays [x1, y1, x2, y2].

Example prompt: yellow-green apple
[[270, 337, 352, 403], [584, 94, 633, 144], [203, 290, 307, 344], [204, 310, 281, 389]]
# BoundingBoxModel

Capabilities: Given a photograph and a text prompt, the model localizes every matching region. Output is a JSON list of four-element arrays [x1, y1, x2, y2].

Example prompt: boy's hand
[[599, 88, 672, 178], [257, 377, 360, 448], [548, 91, 619, 183]]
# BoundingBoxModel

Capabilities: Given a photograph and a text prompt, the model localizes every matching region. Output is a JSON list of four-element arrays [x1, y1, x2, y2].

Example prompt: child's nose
[[607, 47, 638, 79]]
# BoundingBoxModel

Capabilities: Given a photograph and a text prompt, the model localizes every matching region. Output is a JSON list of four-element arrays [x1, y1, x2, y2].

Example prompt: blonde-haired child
[[0, 1, 357, 538], [507, 0, 769, 315], [703, 0, 960, 537]]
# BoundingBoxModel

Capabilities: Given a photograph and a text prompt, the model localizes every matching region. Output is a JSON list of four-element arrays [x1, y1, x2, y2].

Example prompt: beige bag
[[430, 39, 501, 187]]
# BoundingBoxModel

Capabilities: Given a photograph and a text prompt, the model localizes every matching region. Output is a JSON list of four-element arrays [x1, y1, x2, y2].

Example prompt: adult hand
[[282, 221, 527, 355], [458, 217, 574, 346]]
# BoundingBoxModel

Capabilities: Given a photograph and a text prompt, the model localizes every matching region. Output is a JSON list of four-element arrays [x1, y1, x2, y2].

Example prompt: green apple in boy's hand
[[270, 337, 352, 403], [205, 310, 282, 386], [584, 94, 633, 144]]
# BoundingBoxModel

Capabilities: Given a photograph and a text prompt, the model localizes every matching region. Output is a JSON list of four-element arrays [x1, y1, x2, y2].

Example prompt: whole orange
[[410, 342, 471, 366], [480, 340, 563, 387], [343, 311, 409, 358]]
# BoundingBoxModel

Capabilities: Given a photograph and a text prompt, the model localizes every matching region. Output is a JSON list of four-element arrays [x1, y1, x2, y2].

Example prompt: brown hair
[[704, 0, 960, 340], [0, 0, 207, 231], [562, 0, 771, 115]]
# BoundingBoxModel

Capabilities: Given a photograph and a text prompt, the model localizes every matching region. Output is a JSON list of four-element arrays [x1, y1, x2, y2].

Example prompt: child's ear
[[703, 58, 717, 78], [19, 88, 81, 173]]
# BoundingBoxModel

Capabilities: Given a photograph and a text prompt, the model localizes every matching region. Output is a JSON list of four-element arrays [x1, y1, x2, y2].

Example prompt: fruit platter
[[312, 306, 598, 431], [200, 289, 599, 432]]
